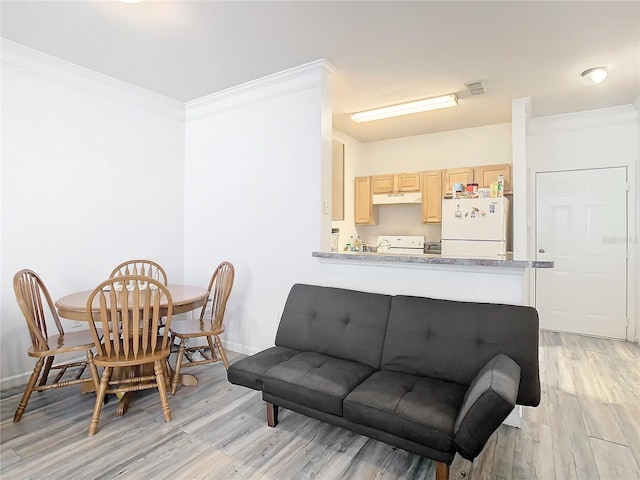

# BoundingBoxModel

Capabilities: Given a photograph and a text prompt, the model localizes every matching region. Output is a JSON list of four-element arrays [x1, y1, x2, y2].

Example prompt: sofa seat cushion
[[262, 352, 375, 416], [227, 346, 299, 391], [343, 371, 467, 452]]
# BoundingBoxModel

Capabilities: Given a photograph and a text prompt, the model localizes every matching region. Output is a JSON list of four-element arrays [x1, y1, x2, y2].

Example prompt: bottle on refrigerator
[[497, 175, 504, 197]]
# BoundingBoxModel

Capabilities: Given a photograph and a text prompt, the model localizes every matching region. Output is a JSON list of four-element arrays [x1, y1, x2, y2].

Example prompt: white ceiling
[[1, 1, 638, 143]]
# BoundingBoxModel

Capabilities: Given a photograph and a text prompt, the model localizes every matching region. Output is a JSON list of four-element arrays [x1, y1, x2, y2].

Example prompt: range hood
[[372, 192, 422, 205]]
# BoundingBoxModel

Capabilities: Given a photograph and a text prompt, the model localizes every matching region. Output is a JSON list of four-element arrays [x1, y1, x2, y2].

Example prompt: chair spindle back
[[86, 276, 173, 360], [13, 269, 64, 351], [109, 260, 168, 286], [200, 261, 235, 330]]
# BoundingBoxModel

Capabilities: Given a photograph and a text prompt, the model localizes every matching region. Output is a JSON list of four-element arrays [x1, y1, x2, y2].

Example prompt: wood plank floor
[[1, 331, 639, 480]]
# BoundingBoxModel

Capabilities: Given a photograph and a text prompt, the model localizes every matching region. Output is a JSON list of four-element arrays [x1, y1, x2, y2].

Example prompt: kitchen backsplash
[[349, 204, 442, 243]]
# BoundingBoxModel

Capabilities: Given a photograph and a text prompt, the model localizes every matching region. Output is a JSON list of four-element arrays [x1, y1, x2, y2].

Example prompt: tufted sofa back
[[381, 295, 541, 406], [275, 284, 392, 369]]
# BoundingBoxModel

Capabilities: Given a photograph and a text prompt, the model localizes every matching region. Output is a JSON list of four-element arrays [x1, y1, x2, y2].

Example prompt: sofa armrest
[[454, 353, 521, 460]]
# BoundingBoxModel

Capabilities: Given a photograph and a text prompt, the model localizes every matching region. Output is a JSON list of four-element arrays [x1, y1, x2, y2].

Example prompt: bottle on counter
[[346, 235, 354, 251], [355, 236, 363, 252], [497, 175, 504, 197]]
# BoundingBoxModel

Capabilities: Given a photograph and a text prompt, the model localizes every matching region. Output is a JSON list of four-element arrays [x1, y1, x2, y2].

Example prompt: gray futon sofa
[[227, 284, 540, 480]]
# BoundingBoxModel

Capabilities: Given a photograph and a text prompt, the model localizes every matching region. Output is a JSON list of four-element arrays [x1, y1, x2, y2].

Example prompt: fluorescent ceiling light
[[581, 67, 608, 86], [351, 94, 458, 123]]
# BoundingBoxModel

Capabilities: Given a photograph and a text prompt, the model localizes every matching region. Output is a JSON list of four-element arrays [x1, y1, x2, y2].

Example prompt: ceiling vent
[[465, 80, 487, 96]]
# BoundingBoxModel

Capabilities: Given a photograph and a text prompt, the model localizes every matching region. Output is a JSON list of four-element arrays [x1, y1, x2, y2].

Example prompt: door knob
[[538, 248, 545, 253]]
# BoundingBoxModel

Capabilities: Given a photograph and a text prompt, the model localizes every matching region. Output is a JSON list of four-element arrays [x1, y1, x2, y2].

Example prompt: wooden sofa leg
[[266, 402, 279, 427], [435, 461, 450, 480]]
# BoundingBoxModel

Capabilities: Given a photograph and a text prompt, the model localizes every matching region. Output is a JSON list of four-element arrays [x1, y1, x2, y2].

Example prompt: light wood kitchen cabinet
[[444, 167, 474, 195], [354, 176, 375, 225], [372, 172, 421, 194], [372, 174, 395, 194], [421, 170, 443, 224], [474, 164, 512, 193], [396, 172, 421, 192]]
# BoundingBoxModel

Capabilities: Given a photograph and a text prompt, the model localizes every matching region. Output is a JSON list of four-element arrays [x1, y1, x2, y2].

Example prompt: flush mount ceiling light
[[351, 94, 458, 123], [581, 67, 608, 86], [119, 0, 143, 3]]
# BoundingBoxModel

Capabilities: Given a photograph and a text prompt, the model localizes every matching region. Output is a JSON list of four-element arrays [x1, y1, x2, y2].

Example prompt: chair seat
[[93, 347, 171, 367], [27, 330, 95, 357], [169, 319, 222, 337]]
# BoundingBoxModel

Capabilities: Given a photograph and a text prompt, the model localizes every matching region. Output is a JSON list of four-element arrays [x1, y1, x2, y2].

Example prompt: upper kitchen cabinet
[[444, 167, 474, 195], [421, 170, 443, 224], [474, 164, 512, 193], [372, 174, 395, 194], [372, 172, 421, 194], [354, 176, 375, 225], [396, 172, 421, 192]]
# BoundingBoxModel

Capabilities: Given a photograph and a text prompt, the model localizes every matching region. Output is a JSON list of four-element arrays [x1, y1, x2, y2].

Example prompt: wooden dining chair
[[86, 275, 173, 435], [169, 261, 234, 394], [12, 269, 100, 423], [109, 260, 168, 285]]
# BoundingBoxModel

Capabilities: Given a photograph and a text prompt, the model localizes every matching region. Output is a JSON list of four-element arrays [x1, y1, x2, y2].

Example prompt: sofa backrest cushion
[[275, 284, 392, 369], [381, 295, 540, 406]]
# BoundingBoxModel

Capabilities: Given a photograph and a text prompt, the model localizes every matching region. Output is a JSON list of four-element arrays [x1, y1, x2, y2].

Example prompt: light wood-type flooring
[[1, 331, 639, 480]]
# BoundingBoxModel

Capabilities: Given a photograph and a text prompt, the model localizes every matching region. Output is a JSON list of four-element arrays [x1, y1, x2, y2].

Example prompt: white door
[[535, 168, 627, 339]]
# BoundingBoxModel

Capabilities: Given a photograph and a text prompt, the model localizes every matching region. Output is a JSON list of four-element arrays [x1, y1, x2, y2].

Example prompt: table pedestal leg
[[180, 374, 198, 386], [116, 392, 132, 417], [115, 365, 139, 417], [167, 361, 198, 388]]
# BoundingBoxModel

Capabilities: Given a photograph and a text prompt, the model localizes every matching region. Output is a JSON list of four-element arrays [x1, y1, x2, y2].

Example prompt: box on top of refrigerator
[[441, 197, 509, 259]]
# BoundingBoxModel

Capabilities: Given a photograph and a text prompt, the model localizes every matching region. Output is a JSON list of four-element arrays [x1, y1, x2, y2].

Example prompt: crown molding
[[1, 39, 184, 121], [528, 104, 638, 135], [185, 59, 336, 122]]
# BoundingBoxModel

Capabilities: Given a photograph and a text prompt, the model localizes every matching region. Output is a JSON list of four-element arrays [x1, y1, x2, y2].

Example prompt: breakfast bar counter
[[312, 251, 553, 269]]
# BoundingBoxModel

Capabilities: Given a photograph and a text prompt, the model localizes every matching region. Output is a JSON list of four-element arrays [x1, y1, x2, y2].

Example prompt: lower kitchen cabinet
[[422, 170, 443, 224]]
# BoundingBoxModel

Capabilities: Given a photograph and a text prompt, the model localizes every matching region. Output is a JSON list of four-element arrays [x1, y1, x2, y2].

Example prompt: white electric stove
[[376, 235, 425, 254]]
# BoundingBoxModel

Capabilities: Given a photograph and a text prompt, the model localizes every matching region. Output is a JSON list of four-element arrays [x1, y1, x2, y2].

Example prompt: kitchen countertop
[[312, 251, 554, 269]]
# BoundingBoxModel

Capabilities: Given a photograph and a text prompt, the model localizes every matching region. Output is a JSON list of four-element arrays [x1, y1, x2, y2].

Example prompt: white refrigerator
[[441, 197, 509, 259]]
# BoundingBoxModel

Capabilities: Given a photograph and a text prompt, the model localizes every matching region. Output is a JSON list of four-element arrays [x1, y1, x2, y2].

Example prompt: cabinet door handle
[[538, 248, 545, 253]]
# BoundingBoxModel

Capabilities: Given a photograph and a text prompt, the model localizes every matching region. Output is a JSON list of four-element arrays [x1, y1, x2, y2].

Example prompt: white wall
[[183, 61, 334, 354], [361, 123, 512, 173], [527, 105, 639, 341], [0, 41, 186, 387]]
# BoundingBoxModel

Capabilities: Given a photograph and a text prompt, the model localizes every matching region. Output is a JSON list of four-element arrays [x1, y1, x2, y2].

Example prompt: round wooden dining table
[[56, 284, 209, 322], [55, 284, 209, 415]]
